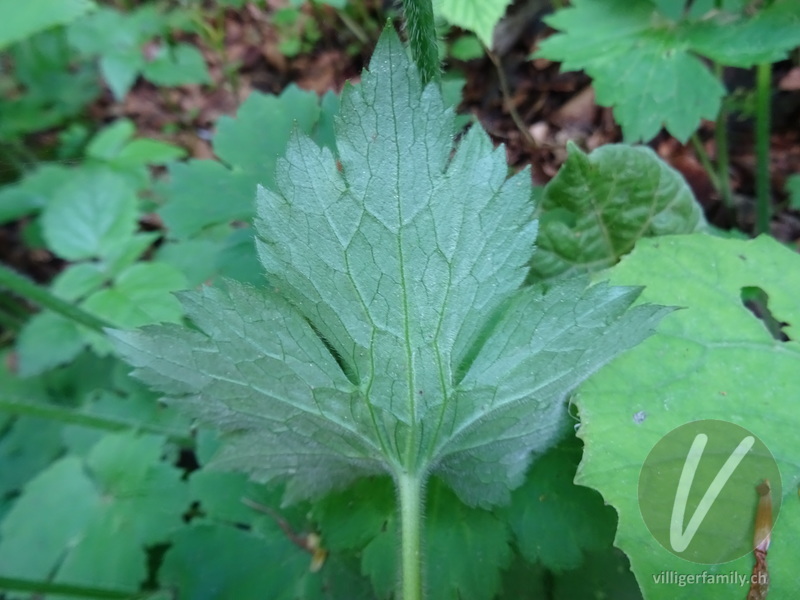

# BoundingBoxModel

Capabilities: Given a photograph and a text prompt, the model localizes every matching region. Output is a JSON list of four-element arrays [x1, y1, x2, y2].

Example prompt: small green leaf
[[0, 165, 73, 224], [115, 138, 186, 165], [41, 170, 138, 261], [16, 312, 86, 376], [51, 264, 107, 301], [531, 143, 706, 281], [435, 0, 513, 46], [214, 85, 322, 175], [100, 51, 145, 99], [0, 0, 95, 50], [157, 237, 223, 287], [159, 86, 329, 240], [143, 43, 211, 87], [101, 233, 161, 277], [160, 162, 259, 239], [87, 120, 136, 161], [82, 262, 186, 328], [450, 35, 484, 61]]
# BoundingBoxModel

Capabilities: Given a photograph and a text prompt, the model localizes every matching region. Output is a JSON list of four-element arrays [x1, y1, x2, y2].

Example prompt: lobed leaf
[[113, 28, 667, 509], [537, 0, 800, 143]]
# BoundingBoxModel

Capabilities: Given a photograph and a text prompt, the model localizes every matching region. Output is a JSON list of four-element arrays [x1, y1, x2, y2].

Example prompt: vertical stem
[[755, 62, 772, 235], [714, 63, 733, 208], [401, 0, 440, 86], [398, 472, 424, 600]]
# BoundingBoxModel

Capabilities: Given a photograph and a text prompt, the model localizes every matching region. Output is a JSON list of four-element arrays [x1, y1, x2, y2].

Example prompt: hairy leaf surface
[[112, 29, 667, 507]]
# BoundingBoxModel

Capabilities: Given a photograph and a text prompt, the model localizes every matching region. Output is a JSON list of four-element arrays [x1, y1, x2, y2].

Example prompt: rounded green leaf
[[575, 234, 800, 598], [41, 170, 138, 261]]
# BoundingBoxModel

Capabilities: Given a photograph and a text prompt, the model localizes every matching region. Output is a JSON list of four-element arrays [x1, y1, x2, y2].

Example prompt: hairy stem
[[398, 471, 425, 600], [401, 0, 440, 85], [0, 265, 111, 333], [755, 62, 772, 235]]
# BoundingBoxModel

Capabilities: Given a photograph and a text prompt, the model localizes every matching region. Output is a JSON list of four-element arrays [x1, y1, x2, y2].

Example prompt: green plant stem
[[715, 107, 733, 208], [338, 9, 369, 45], [0, 265, 111, 333], [690, 134, 722, 193], [755, 62, 772, 234], [0, 397, 192, 445], [401, 0, 440, 85], [0, 576, 144, 599], [713, 62, 733, 209], [398, 471, 424, 600]]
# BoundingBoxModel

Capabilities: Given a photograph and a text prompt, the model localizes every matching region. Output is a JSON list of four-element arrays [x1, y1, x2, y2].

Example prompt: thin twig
[[690, 133, 722, 193], [484, 43, 538, 150], [713, 63, 734, 208], [338, 10, 369, 45]]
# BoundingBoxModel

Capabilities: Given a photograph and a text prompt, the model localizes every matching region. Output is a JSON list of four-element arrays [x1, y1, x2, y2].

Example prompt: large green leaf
[[575, 234, 800, 598], [0, 0, 94, 50], [531, 143, 705, 281], [112, 29, 666, 510]]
